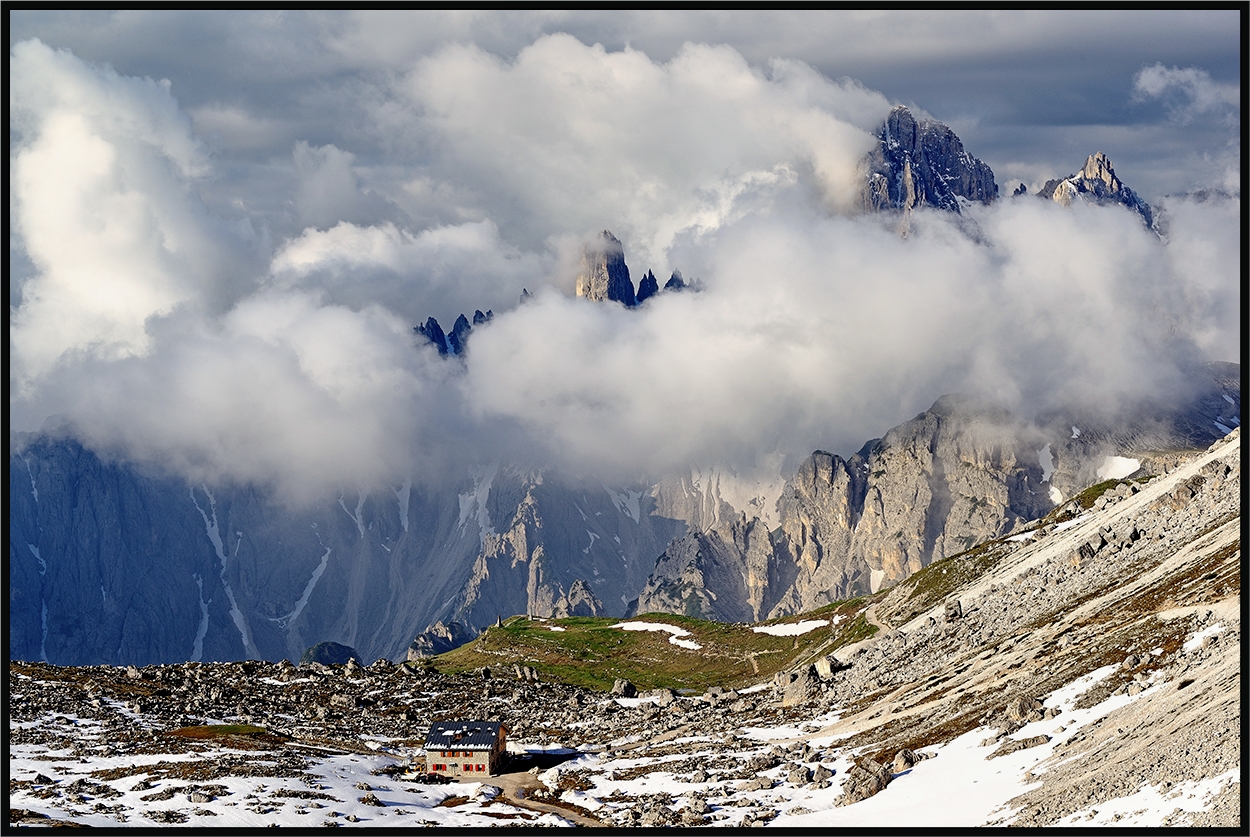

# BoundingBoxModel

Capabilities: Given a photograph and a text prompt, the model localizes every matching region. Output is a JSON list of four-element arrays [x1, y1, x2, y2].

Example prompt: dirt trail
[[489, 769, 606, 827]]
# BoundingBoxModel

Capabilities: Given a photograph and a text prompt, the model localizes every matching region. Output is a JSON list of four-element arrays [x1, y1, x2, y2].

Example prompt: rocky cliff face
[[8, 438, 683, 667], [1035, 152, 1154, 228], [635, 395, 1050, 618], [10, 362, 1237, 666], [576, 230, 637, 306], [858, 105, 997, 213], [442, 470, 684, 631]]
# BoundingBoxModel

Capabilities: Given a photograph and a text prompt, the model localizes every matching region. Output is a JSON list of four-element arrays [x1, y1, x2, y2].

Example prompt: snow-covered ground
[[613, 621, 702, 650], [752, 620, 829, 636], [11, 633, 1236, 828]]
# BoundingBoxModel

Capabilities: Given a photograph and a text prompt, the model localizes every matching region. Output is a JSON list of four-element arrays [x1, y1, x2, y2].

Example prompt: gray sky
[[8, 11, 1241, 499]]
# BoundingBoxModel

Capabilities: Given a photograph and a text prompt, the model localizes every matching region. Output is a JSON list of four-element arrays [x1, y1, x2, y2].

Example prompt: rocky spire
[[447, 314, 472, 355], [575, 230, 636, 307], [1036, 152, 1154, 228], [636, 269, 659, 303], [415, 317, 448, 355], [858, 105, 997, 214]]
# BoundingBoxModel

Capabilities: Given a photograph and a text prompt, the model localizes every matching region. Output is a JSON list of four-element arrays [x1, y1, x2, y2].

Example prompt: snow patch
[[457, 463, 497, 548], [753, 619, 829, 636], [23, 456, 39, 503], [191, 574, 209, 662], [1213, 420, 1233, 435], [189, 485, 258, 658], [613, 621, 703, 650], [546, 625, 566, 632], [583, 530, 600, 554], [1037, 444, 1055, 482], [1096, 456, 1140, 480], [270, 538, 332, 630], [28, 543, 46, 576], [1055, 769, 1239, 826], [604, 486, 642, 523], [338, 490, 367, 539], [870, 567, 886, 593], [393, 476, 412, 532], [1071, 426, 1081, 438], [1049, 485, 1064, 504], [40, 602, 48, 662], [1183, 622, 1226, 653]]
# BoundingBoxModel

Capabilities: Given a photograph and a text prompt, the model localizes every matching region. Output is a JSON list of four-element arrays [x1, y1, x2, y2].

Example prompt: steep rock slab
[[850, 394, 1051, 592], [448, 474, 686, 630]]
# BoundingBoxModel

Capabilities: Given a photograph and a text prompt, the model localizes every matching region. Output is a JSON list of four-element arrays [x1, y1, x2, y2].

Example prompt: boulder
[[892, 748, 918, 772], [611, 679, 637, 698], [1006, 695, 1044, 722], [837, 759, 891, 805], [944, 599, 963, 622], [641, 688, 676, 707], [787, 766, 812, 785], [782, 666, 821, 707], [300, 642, 360, 667]]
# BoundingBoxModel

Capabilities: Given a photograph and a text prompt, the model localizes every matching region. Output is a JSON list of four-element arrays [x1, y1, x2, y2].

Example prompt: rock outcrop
[[858, 105, 997, 214], [414, 309, 491, 356], [1035, 152, 1154, 228], [406, 621, 476, 660]]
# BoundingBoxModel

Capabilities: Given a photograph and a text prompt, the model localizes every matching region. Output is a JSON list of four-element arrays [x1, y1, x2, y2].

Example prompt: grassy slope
[[435, 475, 1161, 693], [434, 600, 876, 693]]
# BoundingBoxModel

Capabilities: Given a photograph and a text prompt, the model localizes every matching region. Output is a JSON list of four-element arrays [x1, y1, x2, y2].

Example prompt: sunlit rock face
[[1036, 152, 1155, 228], [634, 395, 1050, 620], [575, 230, 636, 306], [858, 105, 998, 214]]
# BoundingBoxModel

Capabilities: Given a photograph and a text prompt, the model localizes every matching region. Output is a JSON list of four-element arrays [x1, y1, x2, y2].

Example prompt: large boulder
[[837, 758, 892, 805], [782, 666, 821, 707], [300, 641, 360, 667]]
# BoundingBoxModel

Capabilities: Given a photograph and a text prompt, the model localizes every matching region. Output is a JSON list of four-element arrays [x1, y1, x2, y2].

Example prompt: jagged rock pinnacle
[[1036, 152, 1154, 228], [576, 230, 636, 307], [858, 105, 997, 214]]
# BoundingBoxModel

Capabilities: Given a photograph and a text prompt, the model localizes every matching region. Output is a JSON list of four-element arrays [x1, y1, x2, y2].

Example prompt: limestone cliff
[[635, 395, 1053, 618]]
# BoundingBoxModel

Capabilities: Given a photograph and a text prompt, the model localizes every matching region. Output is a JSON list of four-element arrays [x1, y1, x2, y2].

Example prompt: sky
[[8, 10, 1242, 502]]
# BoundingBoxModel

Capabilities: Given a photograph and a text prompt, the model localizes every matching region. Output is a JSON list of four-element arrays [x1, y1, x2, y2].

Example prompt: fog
[[9, 32, 1240, 502]]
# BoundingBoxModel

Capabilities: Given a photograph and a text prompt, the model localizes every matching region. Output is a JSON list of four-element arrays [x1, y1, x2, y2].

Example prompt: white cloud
[[8, 34, 1241, 503], [400, 35, 890, 271], [1133, 63, 1240, 125], [9, 39, 254, 389], [269, 219, 548, 326]]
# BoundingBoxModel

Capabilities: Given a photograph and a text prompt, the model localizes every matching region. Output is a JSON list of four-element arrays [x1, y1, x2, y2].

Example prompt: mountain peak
[[1037, 152, 1154, 229], [858, 105, 997, 214], [576, 230, 636, 306]]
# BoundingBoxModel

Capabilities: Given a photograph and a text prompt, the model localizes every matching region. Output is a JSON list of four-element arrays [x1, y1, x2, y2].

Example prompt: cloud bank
[[9, 36, 1241, 502]]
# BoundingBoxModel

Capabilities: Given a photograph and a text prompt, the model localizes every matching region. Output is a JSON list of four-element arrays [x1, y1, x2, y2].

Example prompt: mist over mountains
[[8, 26, 1240, 667]]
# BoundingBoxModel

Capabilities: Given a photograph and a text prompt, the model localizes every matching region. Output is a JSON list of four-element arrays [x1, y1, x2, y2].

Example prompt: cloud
[[8, 39, 259, 390], [8, 35, 1241, 504], [1133, 63, 1240, 125], [269, 219, 549, 326], [400, 34, 890, 271]]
